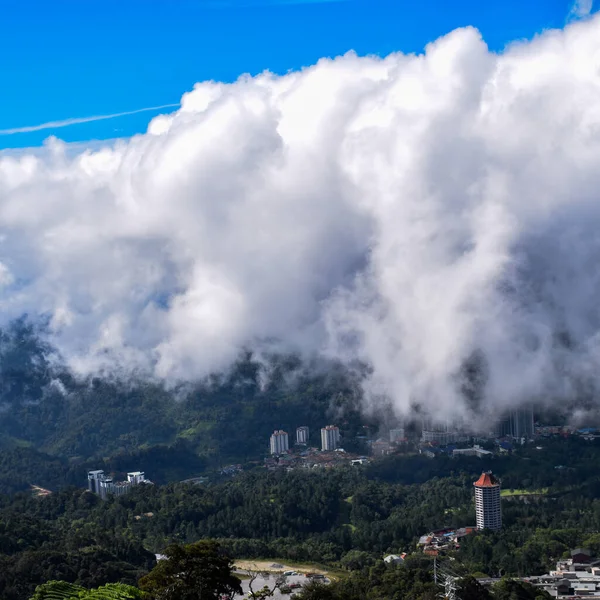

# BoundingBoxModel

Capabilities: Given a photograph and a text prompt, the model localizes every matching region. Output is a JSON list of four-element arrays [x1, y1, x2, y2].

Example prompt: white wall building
[[87, 470, 105, 494], [321, 425, 340, 451], [270, 430, 289, 455], [296, 426, 309, 445], [453, 445, 493, 458], [497, 407, 534, 439], [389, 428, 405, 443], [421, 429, 457, 445], [127, 471, 146, 484], [474, 471, 502, 530], [88, 469, 150, 500]]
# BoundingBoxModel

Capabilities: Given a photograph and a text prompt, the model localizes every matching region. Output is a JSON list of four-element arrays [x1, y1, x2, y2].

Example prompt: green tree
[[492, 578, 551, 600], [457, 576, 492, 600], [29, 580, 146, 599], [138, 541, 241, 600], [295, 582, 339, 600], [340, 550, 376, 571]]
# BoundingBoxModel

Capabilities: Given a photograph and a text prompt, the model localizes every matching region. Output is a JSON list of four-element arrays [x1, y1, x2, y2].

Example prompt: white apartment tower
[[87, 470, 105, 494], [321, 425, 340, 451], [270, 430, 289, 455], [474, 471, 502, 530], [296, 426, 309, 445]]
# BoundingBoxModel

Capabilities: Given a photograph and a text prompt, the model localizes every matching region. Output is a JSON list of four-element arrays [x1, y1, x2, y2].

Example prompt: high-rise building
[[270, 430, 289, 455], [497, 407, 534, 439], [296, 426, 309, 445], [421, 418, 455, 445], [420, 416, 471, 445], [474, 471, 502, 530], [321, 425, 340, 451]]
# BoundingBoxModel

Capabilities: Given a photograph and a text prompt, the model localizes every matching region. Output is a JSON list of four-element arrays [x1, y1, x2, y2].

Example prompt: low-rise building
[[389, 428, 406, 443], [522, 549, 600, 598], [418, 527, 476, 554], [372, 439, 392, 456], [453, 445, 493, 458], [384, 554, 406, 565]]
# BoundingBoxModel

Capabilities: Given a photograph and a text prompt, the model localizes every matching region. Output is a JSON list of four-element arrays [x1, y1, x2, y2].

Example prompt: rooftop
[[474, 472, 500, 487]]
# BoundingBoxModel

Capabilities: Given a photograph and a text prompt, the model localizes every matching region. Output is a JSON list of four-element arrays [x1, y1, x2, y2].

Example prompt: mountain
[[0, 320, 371, 492]]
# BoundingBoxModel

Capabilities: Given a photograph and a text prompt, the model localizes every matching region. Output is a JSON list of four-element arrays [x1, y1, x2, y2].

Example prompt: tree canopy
[[138, 541, 241, 600]]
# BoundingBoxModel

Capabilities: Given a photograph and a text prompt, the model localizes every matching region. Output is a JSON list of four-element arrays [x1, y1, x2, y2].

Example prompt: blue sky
[[0, 0, 591, 149]]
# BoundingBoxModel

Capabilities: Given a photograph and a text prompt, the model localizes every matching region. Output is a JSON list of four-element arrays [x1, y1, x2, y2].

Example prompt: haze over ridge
[[1, 16, 600, 423]]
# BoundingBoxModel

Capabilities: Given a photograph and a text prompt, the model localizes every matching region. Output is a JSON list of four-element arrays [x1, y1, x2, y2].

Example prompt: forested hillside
[[3, 442, 600, 599], [1, 321, 599, 599], [0, 321, 374, 494]]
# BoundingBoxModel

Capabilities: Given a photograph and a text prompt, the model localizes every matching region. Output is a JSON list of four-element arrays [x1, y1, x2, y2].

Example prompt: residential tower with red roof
[[474, 471, 502, 530]]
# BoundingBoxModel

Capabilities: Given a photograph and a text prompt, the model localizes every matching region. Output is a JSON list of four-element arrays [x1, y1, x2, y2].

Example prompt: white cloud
[[0, 104, 179, 135], [569, 0, 593, 20], [2, 16, 600, 424]]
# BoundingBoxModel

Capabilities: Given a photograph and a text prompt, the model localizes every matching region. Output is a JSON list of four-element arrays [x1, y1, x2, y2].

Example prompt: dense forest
[[3, 439, 600, 599], [0, 320, 375, 492], [0, 321, 598, 599], [24, 541, 553, 600]]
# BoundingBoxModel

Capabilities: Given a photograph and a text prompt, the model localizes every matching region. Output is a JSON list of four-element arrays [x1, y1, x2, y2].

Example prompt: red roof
[[474, 472, 499, 487]]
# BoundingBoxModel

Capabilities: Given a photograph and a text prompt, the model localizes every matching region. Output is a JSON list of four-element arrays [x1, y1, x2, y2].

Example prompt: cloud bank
[[2, 16, 600, 423]]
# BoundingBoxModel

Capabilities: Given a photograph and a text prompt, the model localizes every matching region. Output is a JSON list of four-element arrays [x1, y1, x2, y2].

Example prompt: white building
[[101, 479, 131, 499], [421, 429, 457, 445], [474, 471, 502, 530], [88, 469, 150, 500], [453, 445, 493, 458], [497, 407, 535, 439], [296, 426, 309, 445], [389, 428, 405, 443], [321, 425, 340, 451], [87, 470, 106, 495], [127, 471, 146, 484], [270, 430, 289, 455]]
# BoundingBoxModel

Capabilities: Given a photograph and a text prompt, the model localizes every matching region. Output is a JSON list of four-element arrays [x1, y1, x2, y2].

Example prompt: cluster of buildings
[[524, 549, 600, 598], [87, 470, 151, 500], [264, 446, 369, 471], [476, 549, 600, 598], [269, 425, 341, 455], [415, 407, 538, 460], [419, 407, 535, 446], [419, 527, 477, 555], [268, 407, 545, 462]]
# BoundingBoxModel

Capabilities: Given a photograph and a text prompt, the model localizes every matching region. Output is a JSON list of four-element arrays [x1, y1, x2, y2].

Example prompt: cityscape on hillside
[[4, 0, 600, 599], [83, 458, 600, 598], [260, 405, 568, 470]]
